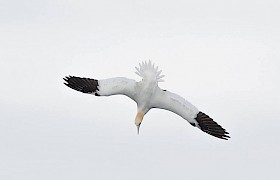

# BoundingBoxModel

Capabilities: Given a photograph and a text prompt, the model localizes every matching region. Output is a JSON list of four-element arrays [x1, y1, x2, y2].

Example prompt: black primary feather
[[195, 112, 230, 140], [63, 76, 100, 96]]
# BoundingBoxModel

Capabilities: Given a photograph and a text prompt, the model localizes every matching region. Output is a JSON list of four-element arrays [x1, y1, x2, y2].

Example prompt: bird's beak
[[137, 123, 141, 134], [135, 112, 144, 134]]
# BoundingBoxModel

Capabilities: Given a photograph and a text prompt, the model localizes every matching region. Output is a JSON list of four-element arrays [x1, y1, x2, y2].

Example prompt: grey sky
[[1, 0, 280, 179]]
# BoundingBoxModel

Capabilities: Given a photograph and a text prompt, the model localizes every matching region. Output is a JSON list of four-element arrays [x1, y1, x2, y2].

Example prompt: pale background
[[1, 0, 280, 179]]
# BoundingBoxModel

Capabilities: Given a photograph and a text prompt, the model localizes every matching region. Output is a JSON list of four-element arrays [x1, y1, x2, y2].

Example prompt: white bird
[[63, 61, 230, 140]]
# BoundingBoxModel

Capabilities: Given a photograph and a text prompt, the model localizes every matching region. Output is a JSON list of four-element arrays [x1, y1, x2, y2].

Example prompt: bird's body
[[64, 61, 230, 140]]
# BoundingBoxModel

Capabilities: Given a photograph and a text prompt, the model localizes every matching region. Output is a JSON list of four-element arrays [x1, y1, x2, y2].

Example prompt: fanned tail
[[135, 60, 165, 82]]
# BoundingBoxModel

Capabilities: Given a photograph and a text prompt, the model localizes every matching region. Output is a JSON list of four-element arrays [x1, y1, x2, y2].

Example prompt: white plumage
[[64, 61, 230, 140]]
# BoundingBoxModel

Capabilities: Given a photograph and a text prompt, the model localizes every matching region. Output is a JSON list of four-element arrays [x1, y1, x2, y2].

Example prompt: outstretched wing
[[63, 76, 137, 100], [151, 89, 230, 140]]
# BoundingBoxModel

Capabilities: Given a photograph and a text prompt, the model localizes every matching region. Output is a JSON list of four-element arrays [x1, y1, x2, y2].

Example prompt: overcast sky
[[1, 0, 280, 179]]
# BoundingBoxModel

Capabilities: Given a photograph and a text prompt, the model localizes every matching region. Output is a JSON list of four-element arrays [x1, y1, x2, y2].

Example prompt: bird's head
[[135, 112, 144, 134]]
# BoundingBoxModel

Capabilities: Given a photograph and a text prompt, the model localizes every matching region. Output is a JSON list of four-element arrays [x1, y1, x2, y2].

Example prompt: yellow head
[[135, 112, 144, 134]]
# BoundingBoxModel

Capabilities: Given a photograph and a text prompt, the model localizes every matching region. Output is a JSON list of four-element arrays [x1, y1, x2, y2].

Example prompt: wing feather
[[63, 76, 137, 100], [152, 89, 230, 140], [151, 90, 199, 124]]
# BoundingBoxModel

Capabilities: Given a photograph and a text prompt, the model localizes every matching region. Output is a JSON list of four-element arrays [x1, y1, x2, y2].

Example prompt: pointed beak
[[135, 112, 144, 134], [137, 123, 141, 134]]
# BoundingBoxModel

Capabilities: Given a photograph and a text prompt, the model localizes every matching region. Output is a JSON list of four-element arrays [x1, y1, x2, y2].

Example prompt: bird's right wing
[[63, 76, 137, 101], [151, 89, 230, 140], [151, 89, 200, 124]]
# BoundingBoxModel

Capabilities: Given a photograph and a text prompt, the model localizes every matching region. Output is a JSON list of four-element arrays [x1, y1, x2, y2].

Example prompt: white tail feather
[[135, 60, 164, 82]]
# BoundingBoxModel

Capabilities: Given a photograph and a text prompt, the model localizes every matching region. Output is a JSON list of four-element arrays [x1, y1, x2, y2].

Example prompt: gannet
[[63, 61, 230, 140]]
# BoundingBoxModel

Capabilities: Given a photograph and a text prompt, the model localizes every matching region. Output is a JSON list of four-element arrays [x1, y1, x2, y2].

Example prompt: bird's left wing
[[151, 89, 230, 140], [63, 76, 137, 101]]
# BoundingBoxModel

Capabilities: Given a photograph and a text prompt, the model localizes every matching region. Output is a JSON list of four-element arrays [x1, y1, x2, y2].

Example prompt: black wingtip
[[63, 76, 99, 94], [195, 112, 230, 140]]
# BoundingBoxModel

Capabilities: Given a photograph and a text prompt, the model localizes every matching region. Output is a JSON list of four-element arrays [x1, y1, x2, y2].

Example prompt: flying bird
[[63, 61, 230, 140]]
